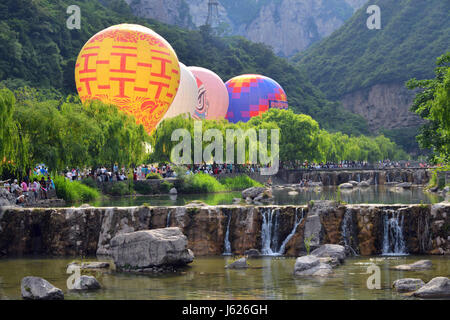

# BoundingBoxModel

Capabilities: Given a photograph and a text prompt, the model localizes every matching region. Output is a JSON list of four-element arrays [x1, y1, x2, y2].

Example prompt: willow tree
[[0, 88, 30, 177]]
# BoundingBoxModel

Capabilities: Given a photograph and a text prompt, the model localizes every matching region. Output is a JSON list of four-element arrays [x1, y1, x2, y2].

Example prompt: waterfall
[[278, 208, 305, 255], [261, 208, 304, 256], [357, 174, 361, 183], [223, 213, 232, 255], [382, 210, 407, 255], [341, 209, 358, 256], [261, 208, 279, 255], [166, 211, 171, 228], [374, 174, 378, 185]]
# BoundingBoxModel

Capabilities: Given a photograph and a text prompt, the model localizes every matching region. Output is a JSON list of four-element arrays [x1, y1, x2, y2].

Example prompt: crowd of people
[[2, 175, 55, 205]]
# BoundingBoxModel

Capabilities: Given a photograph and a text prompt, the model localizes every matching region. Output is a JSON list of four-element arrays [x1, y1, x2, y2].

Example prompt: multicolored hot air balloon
[[158, 63, 198, 124], [188, 67, 229, 120], [75, 24, 181, 134], [225, 74, 288, 123]]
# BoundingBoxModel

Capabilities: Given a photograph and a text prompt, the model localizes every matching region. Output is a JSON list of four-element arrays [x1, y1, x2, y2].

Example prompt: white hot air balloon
[[159, 62, 198, 124]]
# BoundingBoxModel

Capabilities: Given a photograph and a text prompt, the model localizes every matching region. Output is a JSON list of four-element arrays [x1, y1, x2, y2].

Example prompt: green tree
[[407, 52, 450, 163]]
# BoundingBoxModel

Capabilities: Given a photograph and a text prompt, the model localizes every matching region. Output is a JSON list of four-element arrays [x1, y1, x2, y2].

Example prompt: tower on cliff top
[[206, 0, 220, 28]]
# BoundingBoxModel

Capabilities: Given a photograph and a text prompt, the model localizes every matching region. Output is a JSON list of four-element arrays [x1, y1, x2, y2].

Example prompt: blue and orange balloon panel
[[225, 74, 288, 123]]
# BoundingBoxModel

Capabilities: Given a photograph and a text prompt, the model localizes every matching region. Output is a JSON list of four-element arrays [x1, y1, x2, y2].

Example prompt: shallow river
[[0, 255, 448, 300], [90, 186, 443, 207]]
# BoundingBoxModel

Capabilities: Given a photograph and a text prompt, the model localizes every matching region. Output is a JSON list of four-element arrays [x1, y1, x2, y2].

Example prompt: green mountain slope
[[0, 0, 370, 135], [295, 0, 450, 99]]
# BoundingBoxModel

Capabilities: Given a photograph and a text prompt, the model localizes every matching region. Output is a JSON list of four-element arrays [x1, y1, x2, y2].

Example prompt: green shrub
[[220, 175, 262, 191], [146, 172, 162, 180], [81, 177, 97, 189], [160, 180, 174, 193], [133, 181, 155, 195], [53, 175, 100, 203], [104, 181, 133, 196]]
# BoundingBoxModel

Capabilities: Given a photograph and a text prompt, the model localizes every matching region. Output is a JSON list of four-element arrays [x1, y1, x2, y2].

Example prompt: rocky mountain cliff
[[124, 0, 367, 56]]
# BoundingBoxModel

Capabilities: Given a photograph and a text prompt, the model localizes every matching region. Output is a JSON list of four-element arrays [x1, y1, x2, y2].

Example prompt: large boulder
[[311, 244, 346, 263], [413, 277, 450, 298], [339, 183, 353, 189], [397, 182, 412, 189], [110, 227, 194, 271], [242, 187, 266, 199], [392, 278, 425, 292], [358, 181, 370, 188], [0, 187, 15, 207], [244, 249, 261, 257], [21, 277, 64, 300], [294, 256, 333, 277], [225, 257, 249, 269], [392, 260, 432, 271], [72, 276, 101, 290], [294, 255, 320, 272]]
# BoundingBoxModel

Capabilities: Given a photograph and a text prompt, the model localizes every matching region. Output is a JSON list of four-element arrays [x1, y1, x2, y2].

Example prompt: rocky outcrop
[[1, 203, 448, 258], [21, 276, 64, 300], [71, 275, 101, 291], [310, 244, 346, 264], [340, 83, 423, 132], [413, 277, 450, 298], [392, 278, 425, 292], [111, 228, 194, 271], [0, 188, 15, 207], [242, 187, 273, 204], [293, 244, 347, 277], [392, 260, 432, 271], [225, 257, 249, 269], [126, 0, 365, 57]]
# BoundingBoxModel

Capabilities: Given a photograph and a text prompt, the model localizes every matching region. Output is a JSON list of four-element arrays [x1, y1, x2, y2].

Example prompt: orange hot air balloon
[[75, 24, 181, 134]]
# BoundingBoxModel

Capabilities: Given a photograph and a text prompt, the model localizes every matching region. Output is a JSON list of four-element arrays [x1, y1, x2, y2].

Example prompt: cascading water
[[261, 208, 305, 256], [223, 213, 232, 256], [166, 212, 171, 228], [382, 210, 407, 256], [278, 208, 305, 255], [357, 174, 361, 183], [341, 209, 358, 256], [261, 208, 279, 255]]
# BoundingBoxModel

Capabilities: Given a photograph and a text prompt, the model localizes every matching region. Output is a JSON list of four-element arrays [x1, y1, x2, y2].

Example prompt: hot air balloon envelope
[[159, 63, 198, 124], [75, 24, 181, 134], [188, 66, 229, 120], [225, 74, 288, 123]]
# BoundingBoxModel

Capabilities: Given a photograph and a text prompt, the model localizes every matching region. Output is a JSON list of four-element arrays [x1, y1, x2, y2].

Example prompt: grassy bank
[[53, 176, 100, 202], [178, 174, 263, 194]]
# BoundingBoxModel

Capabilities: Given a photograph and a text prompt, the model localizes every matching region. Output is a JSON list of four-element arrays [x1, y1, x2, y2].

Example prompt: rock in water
[[358, 181, 370, 188], [225, 257, 249, 269], [311, 244, 346, 263], [294, 255, 320, 272], [413, 277, 450, 298], [392, 260, 432, 271], [110, 227, 194, 271], [339, 183, 353, 189], [294, 256, 333, 277], [72, 276, 101, 290], [397, 182, 412, 189], [21, 277, 64, 300], [392, 278, 425, 292], [244, 249, 261, 257], [242, 187, 266, 199], [169, 188, 178, 195]]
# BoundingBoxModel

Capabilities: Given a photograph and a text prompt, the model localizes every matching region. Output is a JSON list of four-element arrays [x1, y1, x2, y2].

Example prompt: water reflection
[[1, 255, 447, 300], [89, 186, 442, 208]]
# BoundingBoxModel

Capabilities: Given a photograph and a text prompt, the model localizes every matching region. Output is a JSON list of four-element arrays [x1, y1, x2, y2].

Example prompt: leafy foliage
[[53, 175, 100, 202], [407, 53, 450, 163]]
